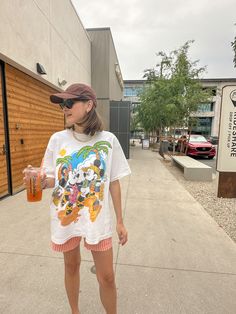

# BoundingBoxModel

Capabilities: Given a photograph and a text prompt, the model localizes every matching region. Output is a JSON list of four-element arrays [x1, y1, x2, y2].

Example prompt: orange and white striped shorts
[[51, 236, 112, 253]]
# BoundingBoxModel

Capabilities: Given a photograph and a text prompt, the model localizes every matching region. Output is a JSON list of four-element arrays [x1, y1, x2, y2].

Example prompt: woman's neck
[[74, 124, 84, 134]]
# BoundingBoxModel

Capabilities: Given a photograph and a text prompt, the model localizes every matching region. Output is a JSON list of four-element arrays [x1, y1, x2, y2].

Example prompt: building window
[[197, 103, 214, 112], [192, 117, 212, 136], [202, 87, 217, 96], [124, 87, 133, 96], [124, 87, 143, 97]]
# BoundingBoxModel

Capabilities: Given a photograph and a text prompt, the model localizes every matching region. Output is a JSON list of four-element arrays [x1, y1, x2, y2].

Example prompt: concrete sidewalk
[[0, 145, 236, 314]]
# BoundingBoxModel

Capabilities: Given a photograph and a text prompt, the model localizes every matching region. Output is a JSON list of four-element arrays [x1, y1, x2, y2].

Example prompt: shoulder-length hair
[[69, 102, 104, 136]]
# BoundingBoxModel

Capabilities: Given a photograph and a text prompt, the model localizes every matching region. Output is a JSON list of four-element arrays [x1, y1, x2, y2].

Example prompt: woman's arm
[[109, 180, 128, 245]]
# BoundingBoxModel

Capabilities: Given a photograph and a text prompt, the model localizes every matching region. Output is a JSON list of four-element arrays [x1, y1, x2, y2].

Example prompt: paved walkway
[[0, 145, 236, 314]]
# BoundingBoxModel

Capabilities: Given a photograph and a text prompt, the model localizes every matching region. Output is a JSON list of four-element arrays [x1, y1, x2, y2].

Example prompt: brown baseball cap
[[50, 83, 97, 107]]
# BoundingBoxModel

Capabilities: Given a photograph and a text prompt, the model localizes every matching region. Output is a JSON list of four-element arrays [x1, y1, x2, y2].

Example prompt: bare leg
[[63, 245, 81, 314], [91, 248, 117, 314]]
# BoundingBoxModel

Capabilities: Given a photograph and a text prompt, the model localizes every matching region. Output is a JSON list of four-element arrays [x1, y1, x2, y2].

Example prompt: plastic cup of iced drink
[[25, 167, 44, 202]]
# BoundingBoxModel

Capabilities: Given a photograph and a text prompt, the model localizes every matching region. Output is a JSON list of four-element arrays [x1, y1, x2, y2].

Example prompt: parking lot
[[193, 145, 218, 173]]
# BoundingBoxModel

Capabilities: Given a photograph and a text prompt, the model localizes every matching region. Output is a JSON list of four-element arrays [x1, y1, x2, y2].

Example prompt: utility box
[[110, 100, 131, 159], [159, 140, 169, 155]]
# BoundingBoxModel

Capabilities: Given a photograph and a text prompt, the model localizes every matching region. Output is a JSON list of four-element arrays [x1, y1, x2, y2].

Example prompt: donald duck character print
[[52, 140, 112, 226]]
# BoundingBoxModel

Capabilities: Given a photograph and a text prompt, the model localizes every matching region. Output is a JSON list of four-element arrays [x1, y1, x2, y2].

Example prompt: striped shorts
[[51, 236, 112, 253]]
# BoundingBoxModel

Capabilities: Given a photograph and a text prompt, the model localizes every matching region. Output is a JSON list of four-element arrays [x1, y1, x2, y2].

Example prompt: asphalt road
[[198, 157, 216, 173]]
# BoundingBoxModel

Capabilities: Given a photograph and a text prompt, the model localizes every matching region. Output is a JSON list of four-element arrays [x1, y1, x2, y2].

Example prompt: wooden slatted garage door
[[5, 64, 64, 194], [0, 64, 8, 197]]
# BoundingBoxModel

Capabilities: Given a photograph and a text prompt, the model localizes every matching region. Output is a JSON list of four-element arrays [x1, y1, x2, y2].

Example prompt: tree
[[137, 41, 211, 147], [170, 41, 210, 133], [130, 108, 141, 136], [77, 141, 112, 160], [138, 77, 173, 140], [139, 53, 175, 140]]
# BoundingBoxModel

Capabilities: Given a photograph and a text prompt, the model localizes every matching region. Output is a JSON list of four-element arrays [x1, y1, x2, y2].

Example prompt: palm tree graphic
[[56, 155, 72, 166], [76, 141, 112, 162]]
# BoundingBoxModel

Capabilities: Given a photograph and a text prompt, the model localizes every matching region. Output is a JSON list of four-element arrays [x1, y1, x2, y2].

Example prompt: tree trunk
[[185, 128, 192, 155], [172, 126, 176, 154], [156, 129, 160, 143]]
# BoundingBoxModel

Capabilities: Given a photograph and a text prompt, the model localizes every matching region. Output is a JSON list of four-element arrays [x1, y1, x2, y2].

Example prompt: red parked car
[[184, 135, 216, 159]]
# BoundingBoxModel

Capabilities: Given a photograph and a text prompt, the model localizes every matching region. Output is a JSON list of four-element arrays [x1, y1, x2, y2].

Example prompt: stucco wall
[[87, 28, 124, 130], [0, 0, 91, 88], [87, 29, 110, 99], [87, 29, 110, 129], [109, 34, 123, 101]]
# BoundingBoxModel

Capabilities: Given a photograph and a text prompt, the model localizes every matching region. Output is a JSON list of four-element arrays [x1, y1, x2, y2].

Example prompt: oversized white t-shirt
[[43, 129, 131, 245]]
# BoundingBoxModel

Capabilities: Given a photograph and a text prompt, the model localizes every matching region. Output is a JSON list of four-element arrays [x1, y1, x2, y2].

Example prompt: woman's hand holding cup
[[23, 165, 46, 202]]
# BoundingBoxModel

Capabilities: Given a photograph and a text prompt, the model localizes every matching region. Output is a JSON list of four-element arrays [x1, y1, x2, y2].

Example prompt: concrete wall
[[88, 29, 110, 99], [0, 0, 91, 89], [87, 28, 124, 130], [87, 29, 110, 129], [109, 35, 124, 101]]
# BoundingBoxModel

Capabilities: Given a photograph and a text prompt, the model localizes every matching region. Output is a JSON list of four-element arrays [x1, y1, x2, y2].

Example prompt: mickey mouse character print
[[53, 140, 111, 226]]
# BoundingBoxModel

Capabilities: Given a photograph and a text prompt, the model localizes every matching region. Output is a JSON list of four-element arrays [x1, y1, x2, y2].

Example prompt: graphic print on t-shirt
[[52, 141, 112, 226]]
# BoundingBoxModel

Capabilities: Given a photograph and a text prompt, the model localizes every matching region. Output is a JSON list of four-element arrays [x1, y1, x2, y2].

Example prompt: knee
[[64, 260, 81, 276], [97, 271, 116, 288]]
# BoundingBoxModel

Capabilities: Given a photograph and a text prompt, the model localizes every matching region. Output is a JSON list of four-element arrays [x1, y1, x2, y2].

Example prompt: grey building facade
[[124, 78, 236, 137], [87, 28, 124, 130]]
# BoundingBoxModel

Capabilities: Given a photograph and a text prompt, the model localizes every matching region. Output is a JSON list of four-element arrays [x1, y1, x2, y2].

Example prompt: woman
[[24, 83, 131, 314]]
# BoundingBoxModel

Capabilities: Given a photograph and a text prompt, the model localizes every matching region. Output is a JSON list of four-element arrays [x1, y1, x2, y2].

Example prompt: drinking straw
[[29, 158, 44, 192]]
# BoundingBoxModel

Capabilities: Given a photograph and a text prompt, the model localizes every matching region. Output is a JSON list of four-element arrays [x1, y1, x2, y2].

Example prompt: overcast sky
[[72, 0, 236, 80]]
